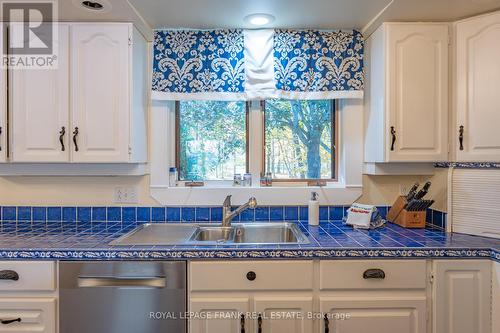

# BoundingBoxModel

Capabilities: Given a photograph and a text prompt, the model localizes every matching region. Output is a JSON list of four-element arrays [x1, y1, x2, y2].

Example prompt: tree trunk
[[307, 134, 322, 179]]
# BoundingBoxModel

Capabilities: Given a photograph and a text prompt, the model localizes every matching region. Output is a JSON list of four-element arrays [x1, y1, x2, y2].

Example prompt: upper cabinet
[[455, 11, 500, 162], [364, 23, 449, 163], [8, 23, 147, 163]]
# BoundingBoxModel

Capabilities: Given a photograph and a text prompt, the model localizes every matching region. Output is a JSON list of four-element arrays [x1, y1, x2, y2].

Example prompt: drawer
[[0, 298, 56, 333], [0, 262, 55, 292], [320, 260, 427, 290], [190, 261, 313, 291]]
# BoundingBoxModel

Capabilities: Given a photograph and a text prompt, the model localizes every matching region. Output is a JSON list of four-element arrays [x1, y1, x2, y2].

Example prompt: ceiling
[[55, 0, 500, 40]]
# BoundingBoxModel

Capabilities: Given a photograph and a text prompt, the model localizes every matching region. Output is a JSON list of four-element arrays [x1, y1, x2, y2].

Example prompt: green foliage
[[179, 101, 246, 180]]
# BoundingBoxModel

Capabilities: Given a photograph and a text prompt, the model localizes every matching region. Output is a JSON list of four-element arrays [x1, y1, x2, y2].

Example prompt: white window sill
[[150, 185, 362, 206]]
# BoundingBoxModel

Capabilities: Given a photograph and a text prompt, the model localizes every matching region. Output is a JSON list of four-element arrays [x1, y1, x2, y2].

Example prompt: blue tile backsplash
[[0, 205, 447, 230]]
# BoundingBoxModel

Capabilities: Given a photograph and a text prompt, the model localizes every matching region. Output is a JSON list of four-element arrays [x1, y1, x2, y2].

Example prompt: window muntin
[[263, 100, 336, 180], [176, 101, 248, 181]]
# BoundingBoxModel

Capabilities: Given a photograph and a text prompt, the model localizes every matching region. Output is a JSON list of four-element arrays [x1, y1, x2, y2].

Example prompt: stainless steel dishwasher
[[59, 261, 186, 333]]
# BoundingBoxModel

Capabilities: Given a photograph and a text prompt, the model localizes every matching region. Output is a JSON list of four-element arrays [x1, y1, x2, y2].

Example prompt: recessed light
[[244, 14, 275, 27], [81, 1, 104, 10]]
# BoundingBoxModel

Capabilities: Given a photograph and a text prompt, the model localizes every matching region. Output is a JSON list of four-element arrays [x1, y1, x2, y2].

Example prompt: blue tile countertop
[[0, 219, 499, 262]]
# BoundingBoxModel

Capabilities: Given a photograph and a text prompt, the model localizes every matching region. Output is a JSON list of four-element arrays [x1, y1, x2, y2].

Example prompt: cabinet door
[[320, 297, 426, 333], [456, 12, 500, 161], [433, 260, 491, 333], [387, 24, 449, 162], [0, 24, 7, 162], [10, 24, 69, 162], [253, 296, 313, 333], [190, 297, 250, 333], [0, 298, 56, 333], [71, 24, 130, 162]]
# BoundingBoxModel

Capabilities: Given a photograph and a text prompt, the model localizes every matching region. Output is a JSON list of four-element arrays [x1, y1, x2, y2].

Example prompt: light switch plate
[[114, 186, 139, 203]]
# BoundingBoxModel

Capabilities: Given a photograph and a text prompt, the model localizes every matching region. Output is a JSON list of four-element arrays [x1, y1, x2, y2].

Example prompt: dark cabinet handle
[[240, 314, 245, 333], [0, 270, 19, 281], [1, 318, 21, 325], [363, 268, 386, 279], [324, 314, 329, 333], [59, 126, 66, 151], [246, 271, 256, 281], [390, 126, 396, 151], [0, 126, 2, 151], [459, 125, 464, 151], [257, 313, 262, 333], [72, 127, 79, 152]]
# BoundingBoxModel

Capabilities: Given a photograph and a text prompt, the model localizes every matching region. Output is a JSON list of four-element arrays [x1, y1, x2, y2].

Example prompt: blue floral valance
[[273, 30, 364, 99], [152, 29, 364, 101], [152, 29, 246, 100]]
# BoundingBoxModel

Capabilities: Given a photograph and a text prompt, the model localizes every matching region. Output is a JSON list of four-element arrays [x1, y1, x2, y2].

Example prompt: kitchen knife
[[406, 182, 420, 201], [414, 181, 431, 200]]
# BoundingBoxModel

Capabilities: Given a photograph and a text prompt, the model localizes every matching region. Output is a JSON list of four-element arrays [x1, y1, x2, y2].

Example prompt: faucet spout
[[222, 196, 257, 227]]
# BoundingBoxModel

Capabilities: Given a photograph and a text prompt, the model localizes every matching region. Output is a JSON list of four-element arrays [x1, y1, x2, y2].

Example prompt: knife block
[[387, 196, 426, 228]]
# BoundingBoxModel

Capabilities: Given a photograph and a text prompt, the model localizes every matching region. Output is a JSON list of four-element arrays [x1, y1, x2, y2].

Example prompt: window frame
[[174, 101, 251, 182], [261, 100, 338, 182]]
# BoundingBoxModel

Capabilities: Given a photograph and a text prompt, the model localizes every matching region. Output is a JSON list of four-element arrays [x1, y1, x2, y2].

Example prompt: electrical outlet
[[114, 186, 139, 204]]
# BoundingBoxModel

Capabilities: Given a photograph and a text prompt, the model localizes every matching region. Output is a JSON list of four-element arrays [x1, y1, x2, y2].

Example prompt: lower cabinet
[[189, 297, 250, 333], [0, 298, 56, 333], [253, 296, 314, 333], [320, 297, 426, 333], [432, 260, 492, 333]]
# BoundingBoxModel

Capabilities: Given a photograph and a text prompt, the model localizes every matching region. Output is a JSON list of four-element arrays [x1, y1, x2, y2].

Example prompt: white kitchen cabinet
[[432, 260, 491, 333], [253, 296, 313, 333], [190, 297, 250, 333], [455, 11, 500, 162], [10, 24, 70, 162], [0, 298, 56, 333], [492, 261, 500, 333], [320, 297, 426, 333], [364, 23, 449, 163], [0, 24, 6, 163], [8, 23, 147, 164]]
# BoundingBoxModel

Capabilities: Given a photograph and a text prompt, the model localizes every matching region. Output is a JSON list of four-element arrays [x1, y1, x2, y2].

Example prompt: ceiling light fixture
[[81, 1, 104, 10], [244, 13, 275, 26]]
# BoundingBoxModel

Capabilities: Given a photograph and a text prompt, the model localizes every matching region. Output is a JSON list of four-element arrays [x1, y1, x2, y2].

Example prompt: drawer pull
[[363, 268, 385, 279], [257, 313, 262, 333], [324, 314, 329, 333], [246, 271, 256, 281], [0, 270, 19, 281], [1, 318, 21, 325], [240, 314, 245, 333]]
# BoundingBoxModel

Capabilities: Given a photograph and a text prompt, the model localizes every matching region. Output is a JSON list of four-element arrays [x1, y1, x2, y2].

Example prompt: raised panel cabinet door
[[71, 24, 130, 162], [456, 12, 500, 161], [319, 297, 426, 333], [432, 260, 491, 333], [0, 298, 56, 333], [253, 296, 314, 333], [10, 24, 69, 162], [0, 25, 6, 163], [386, 24, 449, 162], [189, 297, 250, 333]]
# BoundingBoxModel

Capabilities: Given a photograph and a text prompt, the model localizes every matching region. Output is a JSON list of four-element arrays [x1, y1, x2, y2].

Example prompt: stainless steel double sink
[[109, 222, 309, 246]]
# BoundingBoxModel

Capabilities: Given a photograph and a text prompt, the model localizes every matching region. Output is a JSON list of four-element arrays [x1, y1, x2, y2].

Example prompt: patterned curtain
[[273, 30, 364, 98], [152, 29, 245, 100], [151, 29, 364, 100]]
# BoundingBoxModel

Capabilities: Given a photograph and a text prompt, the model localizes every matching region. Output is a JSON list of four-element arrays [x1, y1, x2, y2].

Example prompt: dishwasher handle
[[78, 277, 166, 288]]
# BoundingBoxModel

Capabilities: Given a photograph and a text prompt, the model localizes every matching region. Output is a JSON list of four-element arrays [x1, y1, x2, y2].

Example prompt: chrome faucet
[[222, 195, 257, 227]]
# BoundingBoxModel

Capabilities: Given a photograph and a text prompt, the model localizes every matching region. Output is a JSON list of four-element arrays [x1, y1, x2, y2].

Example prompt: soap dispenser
[[308, 192, 319, 226]]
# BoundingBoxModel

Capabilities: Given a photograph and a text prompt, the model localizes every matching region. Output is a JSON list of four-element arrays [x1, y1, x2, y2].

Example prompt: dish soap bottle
[[308, 192, 319, 226]]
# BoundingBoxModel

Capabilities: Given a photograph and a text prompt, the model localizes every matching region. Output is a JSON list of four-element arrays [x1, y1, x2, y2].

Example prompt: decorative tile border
[[0, 248, 495, 261], [435, 162, 500, 169]]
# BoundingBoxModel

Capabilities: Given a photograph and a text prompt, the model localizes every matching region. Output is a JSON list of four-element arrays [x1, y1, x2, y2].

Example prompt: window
[[175, 99, 336, 183], [175, 101, 248, 181], [264, 100, 336, 180]]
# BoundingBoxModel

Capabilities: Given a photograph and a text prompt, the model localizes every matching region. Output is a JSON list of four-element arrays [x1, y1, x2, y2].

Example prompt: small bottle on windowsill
[[169, 167, 178, 187]]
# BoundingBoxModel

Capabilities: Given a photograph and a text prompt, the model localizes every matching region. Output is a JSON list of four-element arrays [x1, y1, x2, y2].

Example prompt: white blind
[[451, 168, 500, 239]]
